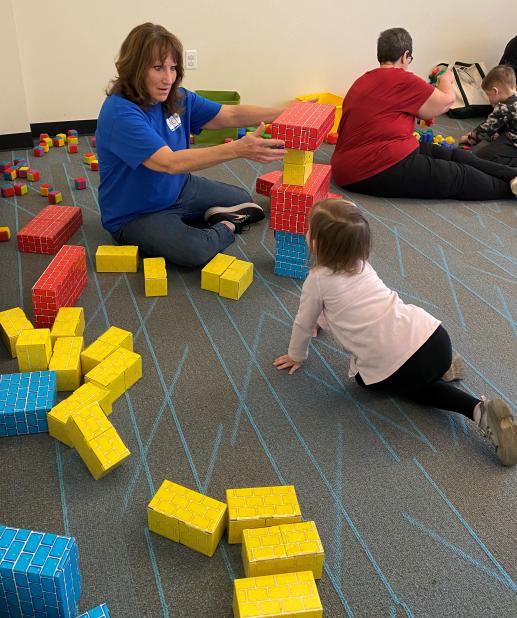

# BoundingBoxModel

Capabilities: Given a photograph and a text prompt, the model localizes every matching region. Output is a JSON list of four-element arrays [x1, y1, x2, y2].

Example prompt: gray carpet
[[1, 115, 516, 618]]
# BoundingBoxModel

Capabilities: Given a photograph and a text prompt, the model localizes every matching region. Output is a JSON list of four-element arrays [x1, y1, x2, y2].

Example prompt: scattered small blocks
[[95, 245, 139, 272], [1, 183, 14, 197], [226, 485, 302, 544], [39, 183, 54, 196], [48, 190, 63, 204], [83, 152, 96, 164], [147, 480, 227, 557], [233, 571, 323, 618], [0, 226, 11, 241], [13, 182, 27, 196], [26, 169, 40, 182], [74, 176, 87, 190], [0, 371, 57, 436], [0, 524, 82, 617], [144, 257, 167, 296]]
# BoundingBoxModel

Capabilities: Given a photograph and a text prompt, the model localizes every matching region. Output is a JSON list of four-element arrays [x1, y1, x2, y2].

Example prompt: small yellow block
[[201, 253, 236, 293], [50, 307, 85, 343], [219, 259, 253, 300], [283, 161, 313, 186], [148, 480, 227, 557], [47, 382, 112, 447], [16, 328, 52, 372], [56, 132, 67, 143], [233, 571, 322, 618], [66, 403, 130, 479], [98, 325, 133, 351], [144, 257, 167, 297], [226, 485, 302, 544], [95, 245, 139, 272], [85, 347, 141, 404], [284, 149, 314, 165], [0, 307, 33, 358], [242, 521, 324, 579], [48, 336, 84, 391]]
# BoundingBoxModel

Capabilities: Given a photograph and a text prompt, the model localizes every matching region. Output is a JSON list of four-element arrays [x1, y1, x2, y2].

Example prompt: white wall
[[0, 0, 30, 134], [2, 0, 515, 128]]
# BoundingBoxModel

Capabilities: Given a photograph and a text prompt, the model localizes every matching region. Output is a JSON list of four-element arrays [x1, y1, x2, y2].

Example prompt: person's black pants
[[344, 142, 516, 200], [355, 325, 480, 419], [474, 135, 517, 168]]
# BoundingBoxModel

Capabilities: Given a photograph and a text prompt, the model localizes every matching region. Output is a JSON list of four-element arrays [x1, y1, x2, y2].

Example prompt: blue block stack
[[76, 604, 110, 618], [274, 231, 309, 280], [0, 371, 57, 437], [0, 524, 82, 617]]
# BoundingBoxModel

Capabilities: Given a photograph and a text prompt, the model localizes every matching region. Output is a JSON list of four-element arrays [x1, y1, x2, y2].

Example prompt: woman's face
[[145, 54, 177, 104]]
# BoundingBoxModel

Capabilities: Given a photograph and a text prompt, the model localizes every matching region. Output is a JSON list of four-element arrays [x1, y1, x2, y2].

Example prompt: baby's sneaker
[[476, 398, 517, 466], [441, 351, 464, 382]]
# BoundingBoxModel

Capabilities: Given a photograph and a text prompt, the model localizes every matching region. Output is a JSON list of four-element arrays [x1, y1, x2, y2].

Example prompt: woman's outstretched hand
[[233, 123, 285, 163], [273, 354, 302, 375]]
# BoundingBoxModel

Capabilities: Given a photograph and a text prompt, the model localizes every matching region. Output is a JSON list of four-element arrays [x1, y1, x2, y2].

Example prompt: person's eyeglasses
[[407, 52, 413, 64]]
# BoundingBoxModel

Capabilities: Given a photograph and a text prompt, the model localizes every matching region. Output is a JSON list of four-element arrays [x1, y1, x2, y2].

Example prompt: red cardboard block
[[17, 205, 83, 254], [271, 102, 335, 151]]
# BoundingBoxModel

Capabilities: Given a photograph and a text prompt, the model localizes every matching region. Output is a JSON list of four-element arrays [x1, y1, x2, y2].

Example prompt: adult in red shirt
[[331, 28, 517, 200]]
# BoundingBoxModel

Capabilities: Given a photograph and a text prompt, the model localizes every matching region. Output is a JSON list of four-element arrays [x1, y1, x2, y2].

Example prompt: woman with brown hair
[[274, 199, 517, 466], [96, 22, 285, 267]]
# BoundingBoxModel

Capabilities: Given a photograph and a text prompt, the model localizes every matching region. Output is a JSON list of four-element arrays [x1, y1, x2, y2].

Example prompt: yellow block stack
[[201, 253, 253, 300], [144, 257, 167, 296]]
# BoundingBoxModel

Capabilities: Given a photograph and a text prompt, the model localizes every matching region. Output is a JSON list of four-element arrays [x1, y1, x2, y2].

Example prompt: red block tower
[[17, 205, 83, 254], [32, 245, 87, 327]]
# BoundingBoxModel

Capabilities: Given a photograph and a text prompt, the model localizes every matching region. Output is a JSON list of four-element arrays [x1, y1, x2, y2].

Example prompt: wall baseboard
[[0, 132, 33, 150], [0, 120, 98, 151]]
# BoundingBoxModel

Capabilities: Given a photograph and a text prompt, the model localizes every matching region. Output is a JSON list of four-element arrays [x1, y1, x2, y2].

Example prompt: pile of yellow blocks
[[201, 253, 253, 300], [147, 482, 324, 617]]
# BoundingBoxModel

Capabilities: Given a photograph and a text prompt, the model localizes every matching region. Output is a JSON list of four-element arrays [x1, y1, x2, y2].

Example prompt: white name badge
[[166, 114, 182, 132]]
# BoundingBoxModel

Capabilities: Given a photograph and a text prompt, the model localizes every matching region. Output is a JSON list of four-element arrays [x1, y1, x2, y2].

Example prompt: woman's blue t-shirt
[[96, 89, 221, 232]]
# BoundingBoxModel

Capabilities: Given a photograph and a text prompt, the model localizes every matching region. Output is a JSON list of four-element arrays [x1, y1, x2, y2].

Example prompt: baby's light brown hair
[[482, 65, 516, 91], [308, 199, 370, 274]]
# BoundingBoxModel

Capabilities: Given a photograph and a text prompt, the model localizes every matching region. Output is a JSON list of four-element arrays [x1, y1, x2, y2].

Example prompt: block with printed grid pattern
[[269, 165, 331, 235], [84, 347, 142, 405], [233, 571, 323, 618], [95, 245, 138, 272], [76, 604, 111, 618], [283, 149, 314, 186], [144, 257, 168, 296], [148, 480, 227, 557], [226, 486, 302, 544], [0, 371, 57, 437], [0, 307, 33, 357], [255, 171, 282, 197], [274, 232, 309, 280], [201, 253, 236, 293], [271, 102, 335, 151], [219, 259, 253, 300], [50, 307, 85, 344], [66, 402, 130, 479], [48, 336, 84, 391], [47, 382, 111, 446], [242, 521, 324, 579], [17, 205, 83, 254], [0, 525, 81, 618], [16, 328, 53, 372], [32, 245, 87, 328], [81, 326, 133, 374]]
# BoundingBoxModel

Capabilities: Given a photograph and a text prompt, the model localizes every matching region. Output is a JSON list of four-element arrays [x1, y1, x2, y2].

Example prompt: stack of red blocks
[[17, 205, 83, 254], [32, 244, 87, 327]]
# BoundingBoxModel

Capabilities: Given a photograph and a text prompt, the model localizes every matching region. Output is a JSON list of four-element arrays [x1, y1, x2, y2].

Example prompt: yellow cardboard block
[[233, 571, 323, 618], [226, 485, 302, 544], [84, 347, 141, 404], [0, 307, 33, 357], [98, 325, 133, 351], [219, 259, 253, 300], [50, 307, 85, 343], [201, 253, 236, 293], [95, 245, 138, 272], [283, 161, 313, 186], [16, 329, 52, 372], [80, 339, 117, 374], [47, 382, 112, 447], [144, 257, 167, 297], [66, 404, 129, 479], [48, 336, 84, 391], [148, 480, 227, 557], [242, 521, 324, 579], [284, 149, 314, 165]]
